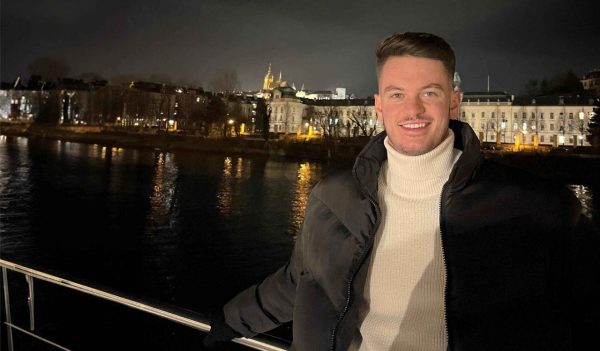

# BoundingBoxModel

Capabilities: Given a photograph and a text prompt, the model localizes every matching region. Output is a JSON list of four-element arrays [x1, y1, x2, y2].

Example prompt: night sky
[[2, 0, 599, 97]]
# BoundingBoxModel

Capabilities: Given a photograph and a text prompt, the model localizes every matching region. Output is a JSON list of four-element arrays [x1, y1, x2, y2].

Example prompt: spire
[[292, 82, 296, 90], [267, 63, 272, 75], [278, 71, 282, 82], [301, 83, 305, 91]]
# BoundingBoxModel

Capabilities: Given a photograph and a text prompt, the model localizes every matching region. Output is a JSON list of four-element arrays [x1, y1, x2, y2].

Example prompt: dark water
[[0, 135, 324, 350], [1, 135, 599, 350]]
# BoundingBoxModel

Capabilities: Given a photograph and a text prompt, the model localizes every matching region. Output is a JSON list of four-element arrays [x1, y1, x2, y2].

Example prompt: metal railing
[[0, 259, 289, 351]]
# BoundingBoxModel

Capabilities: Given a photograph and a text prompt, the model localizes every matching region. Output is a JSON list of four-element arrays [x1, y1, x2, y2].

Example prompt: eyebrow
[[383, 83, 445, 93], [422, 83, 444, 90], [383, 85, 404, 93]]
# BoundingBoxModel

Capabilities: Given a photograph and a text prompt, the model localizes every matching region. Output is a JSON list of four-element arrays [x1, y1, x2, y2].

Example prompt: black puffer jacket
[[223, 120, 600, 350]]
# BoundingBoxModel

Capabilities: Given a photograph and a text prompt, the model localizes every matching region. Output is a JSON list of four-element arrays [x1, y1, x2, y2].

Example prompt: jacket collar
[[352, 119, 482, 200]]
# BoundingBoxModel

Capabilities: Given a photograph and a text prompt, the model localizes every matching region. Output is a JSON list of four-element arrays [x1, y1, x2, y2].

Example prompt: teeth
[[403, 123, 426, 129]]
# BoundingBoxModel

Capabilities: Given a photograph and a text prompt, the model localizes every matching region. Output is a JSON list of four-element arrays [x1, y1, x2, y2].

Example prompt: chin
[[395, 146, 428, 156]]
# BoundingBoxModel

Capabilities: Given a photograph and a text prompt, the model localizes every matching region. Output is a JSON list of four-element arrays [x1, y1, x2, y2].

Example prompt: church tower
[[263, 63, 274, 91]]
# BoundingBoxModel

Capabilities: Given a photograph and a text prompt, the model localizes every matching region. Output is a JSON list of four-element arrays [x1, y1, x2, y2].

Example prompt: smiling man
[[204, 32, 600, 351]]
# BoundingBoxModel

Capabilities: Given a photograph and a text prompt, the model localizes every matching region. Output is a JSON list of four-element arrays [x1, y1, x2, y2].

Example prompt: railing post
[[2, 267, 15, 351], [26, 274, 35, 331]]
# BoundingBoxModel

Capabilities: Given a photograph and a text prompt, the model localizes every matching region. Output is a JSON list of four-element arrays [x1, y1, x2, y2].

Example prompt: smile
[[398, 122, 429, 129], [402, 123, 427, 129]]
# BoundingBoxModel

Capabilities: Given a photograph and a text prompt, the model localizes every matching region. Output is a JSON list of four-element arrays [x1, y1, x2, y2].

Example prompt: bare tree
[[35, 90, 61, 125], [303, 105, 318, 133], [349, 105, 377, 137], [314, 106, 341, 139]]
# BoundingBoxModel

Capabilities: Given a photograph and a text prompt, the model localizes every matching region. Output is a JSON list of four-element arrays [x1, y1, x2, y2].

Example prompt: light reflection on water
[[217, 156, 234, 215], [143, 151, 180, 299], [291, 163, 317, 240], [0, 136, 34, 260], [568, 184, 595, 222]]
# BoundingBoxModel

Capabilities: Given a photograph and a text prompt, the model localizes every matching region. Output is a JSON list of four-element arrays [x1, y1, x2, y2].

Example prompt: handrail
[[0, 258, 289, 351]]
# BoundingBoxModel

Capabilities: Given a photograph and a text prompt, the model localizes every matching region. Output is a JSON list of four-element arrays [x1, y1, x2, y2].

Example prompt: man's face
[[375, 55, 460, 156]]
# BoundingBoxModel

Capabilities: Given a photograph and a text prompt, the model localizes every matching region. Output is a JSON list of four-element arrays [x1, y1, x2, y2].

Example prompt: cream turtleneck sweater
[[349, 130, 461, 351]]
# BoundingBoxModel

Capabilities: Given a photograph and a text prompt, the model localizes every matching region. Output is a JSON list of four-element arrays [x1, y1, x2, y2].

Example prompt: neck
[[382, 130, 460, 196]]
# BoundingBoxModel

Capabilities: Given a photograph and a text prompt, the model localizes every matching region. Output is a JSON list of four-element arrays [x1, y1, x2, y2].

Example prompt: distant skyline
[[2, 0, 599, 97]]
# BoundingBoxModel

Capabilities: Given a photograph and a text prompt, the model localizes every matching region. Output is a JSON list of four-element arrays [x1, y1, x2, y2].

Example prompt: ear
[[374, 93, 383, 121], [449, 90, 461, 119]]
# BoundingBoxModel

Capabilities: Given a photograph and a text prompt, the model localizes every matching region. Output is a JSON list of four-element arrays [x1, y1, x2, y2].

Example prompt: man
[[205, 32, 600, 350]]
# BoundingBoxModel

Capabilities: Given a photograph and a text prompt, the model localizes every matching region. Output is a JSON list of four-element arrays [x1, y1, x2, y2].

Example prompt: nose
[[404, 95, 425, 118]]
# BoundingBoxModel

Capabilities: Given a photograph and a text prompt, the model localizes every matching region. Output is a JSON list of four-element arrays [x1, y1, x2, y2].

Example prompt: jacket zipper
[[439, 183, 451, 350], [329, 192, 381, 351]]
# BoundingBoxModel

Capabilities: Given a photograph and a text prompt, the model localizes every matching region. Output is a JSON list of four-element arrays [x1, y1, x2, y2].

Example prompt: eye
[[423, 91, 439, 97], [390, 92, 404, 99]]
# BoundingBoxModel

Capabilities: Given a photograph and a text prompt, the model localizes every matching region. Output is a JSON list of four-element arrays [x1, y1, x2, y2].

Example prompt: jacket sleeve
[[221, 194, 318, 337], [569, 213, 600, 348]]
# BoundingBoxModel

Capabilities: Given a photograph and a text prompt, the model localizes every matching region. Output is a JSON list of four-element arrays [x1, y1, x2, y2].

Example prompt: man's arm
[[222, 243, 303, 337]]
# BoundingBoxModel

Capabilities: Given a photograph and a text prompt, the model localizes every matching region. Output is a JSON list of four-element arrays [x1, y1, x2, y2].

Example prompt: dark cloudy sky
[[2, 0, 599, 97]]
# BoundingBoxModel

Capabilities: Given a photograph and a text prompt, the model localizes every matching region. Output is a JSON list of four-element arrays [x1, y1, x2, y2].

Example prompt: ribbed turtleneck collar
[[382, 130, 461, 197]]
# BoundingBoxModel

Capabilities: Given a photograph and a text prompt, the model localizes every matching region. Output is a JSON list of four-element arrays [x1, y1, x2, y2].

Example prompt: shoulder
[[302, 166, 374, 241], [310, 167, 360, 205]]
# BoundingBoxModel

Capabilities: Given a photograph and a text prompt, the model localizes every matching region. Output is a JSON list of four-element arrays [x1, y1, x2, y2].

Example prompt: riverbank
[[0, 123, 366, 163], [2, 123, 600, 184]]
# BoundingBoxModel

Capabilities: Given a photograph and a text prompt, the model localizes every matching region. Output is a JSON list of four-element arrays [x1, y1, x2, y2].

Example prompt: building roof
[[511, 94, 595, 106], [303, 97, 375, 107], [273, 84, 297, 98], [582, 69, 600, 80], [461, 91, 512, 103]]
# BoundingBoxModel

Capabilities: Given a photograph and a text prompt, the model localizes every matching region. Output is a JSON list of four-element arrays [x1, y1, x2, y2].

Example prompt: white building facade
[[459, 92, 595, 147]]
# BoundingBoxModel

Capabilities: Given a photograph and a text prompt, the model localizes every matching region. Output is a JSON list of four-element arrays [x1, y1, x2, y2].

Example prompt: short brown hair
[[376, 32, 455, 81]]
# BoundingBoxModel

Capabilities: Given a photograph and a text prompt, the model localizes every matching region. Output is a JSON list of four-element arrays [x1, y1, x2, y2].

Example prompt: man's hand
[[203, 308, 242, 348]]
